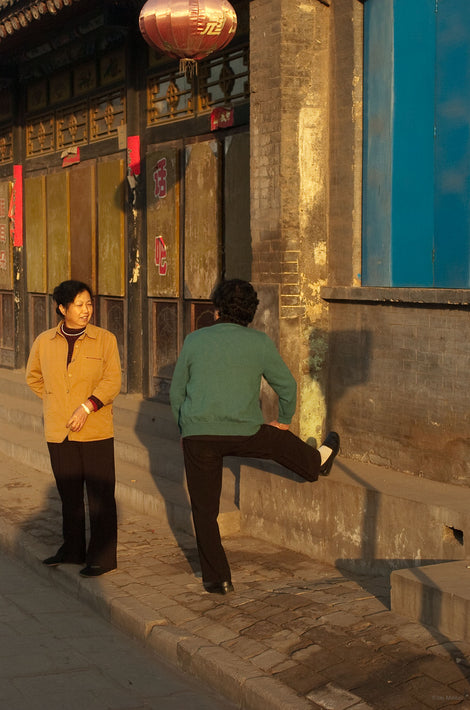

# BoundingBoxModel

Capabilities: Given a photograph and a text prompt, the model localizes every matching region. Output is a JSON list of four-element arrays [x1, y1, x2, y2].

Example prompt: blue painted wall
[[363, 0, 470, 288], [434, 0, 470, 287], [362, 0, 393, 286]]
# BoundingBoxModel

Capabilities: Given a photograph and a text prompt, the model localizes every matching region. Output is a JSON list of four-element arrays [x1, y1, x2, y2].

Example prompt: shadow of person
[[133, 398, 200, 575], [17, 481, 64, 561], [131, 395, 316, 580]]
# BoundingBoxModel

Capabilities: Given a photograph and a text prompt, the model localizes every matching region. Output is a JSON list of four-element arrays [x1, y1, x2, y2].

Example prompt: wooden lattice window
[[100, 296, 126, 391], [29, 294, 48, 345], [151, 300, 178, 400], [0, 291, 14, 349], [147, 43, 249, 126]]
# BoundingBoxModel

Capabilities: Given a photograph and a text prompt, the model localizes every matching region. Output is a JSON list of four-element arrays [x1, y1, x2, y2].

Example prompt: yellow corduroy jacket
[[26, 322, 122, 443]]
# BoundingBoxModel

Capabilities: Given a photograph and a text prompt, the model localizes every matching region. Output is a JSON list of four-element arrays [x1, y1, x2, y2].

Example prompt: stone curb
[[0, 515, 316, 710]]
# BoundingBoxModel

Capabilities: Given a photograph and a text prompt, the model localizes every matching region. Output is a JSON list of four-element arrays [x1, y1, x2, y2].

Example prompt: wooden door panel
[[97, 159, 125, 296], [224, 132, 251, 281], [46, 171, 69, 291], [184, 141, 221, 299], [147, 146, 180, 297], [0, 180, 13, 290], [70, 163, 96, 290]]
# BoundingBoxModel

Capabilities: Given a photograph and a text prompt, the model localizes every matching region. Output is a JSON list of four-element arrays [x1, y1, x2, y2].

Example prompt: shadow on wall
[[325, 328, 372, 418], [306, 327, 372, 438], [334, 458, 469, 693]]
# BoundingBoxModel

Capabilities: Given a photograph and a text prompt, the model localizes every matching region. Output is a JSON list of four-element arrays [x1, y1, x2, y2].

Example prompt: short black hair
[[52, 280, 93, 317], [211, 279, 259, 326]]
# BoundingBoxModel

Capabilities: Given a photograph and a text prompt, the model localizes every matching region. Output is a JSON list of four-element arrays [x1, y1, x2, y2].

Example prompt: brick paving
[[1, 454, 470, 710]]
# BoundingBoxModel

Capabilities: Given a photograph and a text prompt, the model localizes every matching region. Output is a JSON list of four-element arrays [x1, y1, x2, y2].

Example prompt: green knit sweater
[[169, 322, 297, 437]]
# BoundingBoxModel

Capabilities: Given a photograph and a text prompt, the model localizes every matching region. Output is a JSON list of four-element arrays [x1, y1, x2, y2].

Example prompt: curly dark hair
[[52, 280, 93, 317], [211, 279, 259, 326]]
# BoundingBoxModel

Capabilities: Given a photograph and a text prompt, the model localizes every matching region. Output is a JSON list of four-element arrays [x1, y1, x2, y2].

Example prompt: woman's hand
[[268, 420, 290, 431], [66, 402, 92, 432]]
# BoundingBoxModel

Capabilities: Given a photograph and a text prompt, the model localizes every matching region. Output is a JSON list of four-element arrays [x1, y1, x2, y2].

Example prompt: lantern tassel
[[179, 57, 198, 77]]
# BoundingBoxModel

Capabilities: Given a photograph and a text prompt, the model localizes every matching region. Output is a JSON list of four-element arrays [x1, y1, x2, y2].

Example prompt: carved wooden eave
[[0, 0, 144, 53], [0, 0, 80, 42]]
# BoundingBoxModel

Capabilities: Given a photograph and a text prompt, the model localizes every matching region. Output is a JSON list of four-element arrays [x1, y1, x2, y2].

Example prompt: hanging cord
[[179, 58, 198, 77]]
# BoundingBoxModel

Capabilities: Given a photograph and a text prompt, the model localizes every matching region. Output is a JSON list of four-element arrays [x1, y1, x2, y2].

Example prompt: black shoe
[[203, 581, 234, 595], [79, 565, 116, 578], [43, 551, 84, 566], [319, 431, 340, 477]]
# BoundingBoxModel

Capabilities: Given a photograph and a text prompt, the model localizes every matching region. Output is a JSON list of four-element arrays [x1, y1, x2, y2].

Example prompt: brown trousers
[[182, 424, 321, 584], [47, 437, 117, 570]]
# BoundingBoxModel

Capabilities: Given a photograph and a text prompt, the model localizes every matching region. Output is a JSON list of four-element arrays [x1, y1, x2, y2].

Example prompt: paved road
[[0, 550, 235, 710]]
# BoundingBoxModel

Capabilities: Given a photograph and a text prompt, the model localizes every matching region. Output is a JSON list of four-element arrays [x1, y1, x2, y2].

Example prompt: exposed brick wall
[[250, 0, 282, 290], [327, 299, 470, 486], [250, 0, 330, 308], [250, 0, 331, 439]]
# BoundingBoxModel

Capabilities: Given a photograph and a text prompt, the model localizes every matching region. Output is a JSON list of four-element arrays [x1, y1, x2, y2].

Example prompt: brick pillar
[[250, 0, 331, 441]]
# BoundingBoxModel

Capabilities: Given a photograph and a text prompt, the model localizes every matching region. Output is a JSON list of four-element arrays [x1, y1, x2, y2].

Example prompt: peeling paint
[[129, 249, 140, 284], [308, 329, 328, 373], [335, 521, 363, 547], [298, 106, 324, 220], [303, 279, 327, 321], [313, 242, 327, 266], [299, 376, 325, 442], [299, 3, 315, 13]]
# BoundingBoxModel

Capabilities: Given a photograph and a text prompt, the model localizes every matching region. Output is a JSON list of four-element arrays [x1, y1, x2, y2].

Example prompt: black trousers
[[47, 437, 117, 570], [182, 424, 321, 584]]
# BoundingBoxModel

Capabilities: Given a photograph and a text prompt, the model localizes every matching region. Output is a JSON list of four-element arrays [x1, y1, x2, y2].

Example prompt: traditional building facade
[[0, 0, 469, 570]]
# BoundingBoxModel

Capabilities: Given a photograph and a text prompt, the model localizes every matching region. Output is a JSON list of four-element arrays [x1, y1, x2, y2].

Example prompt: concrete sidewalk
[[0, 550, 236, 710], [1, 453, 469, 710]]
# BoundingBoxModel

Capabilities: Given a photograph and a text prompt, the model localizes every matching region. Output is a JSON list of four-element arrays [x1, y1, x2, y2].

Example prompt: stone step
[[391, 560, 470, 643], [0, 388, 186, 481], [0, 380, 240, 537], [0, 368, 181, 441], [0, 417, 51, 473], [113, 392, 181, 442], [7, 368, 469, 641], [0, 368, 37, 402], [0, 387, 238, 510]]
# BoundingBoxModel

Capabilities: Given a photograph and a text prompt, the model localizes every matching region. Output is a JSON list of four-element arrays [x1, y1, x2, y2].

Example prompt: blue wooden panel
[[362, 0, 393, 285], [434, 0, 470, 287], [363, 0, 470, 288], [391, 0, 435, 286]]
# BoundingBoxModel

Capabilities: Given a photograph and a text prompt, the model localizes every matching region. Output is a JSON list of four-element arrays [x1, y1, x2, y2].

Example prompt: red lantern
[[139, 0, 237, 74]]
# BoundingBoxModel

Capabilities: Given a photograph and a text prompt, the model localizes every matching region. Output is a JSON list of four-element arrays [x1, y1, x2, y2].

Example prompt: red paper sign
[[155, 236, 167, 276], [211, 107, 234, 131], [127, 136, 141, 177], [153, 158, 167, 198], [9, 165, 23, 247], [62, 146, 80, 168]]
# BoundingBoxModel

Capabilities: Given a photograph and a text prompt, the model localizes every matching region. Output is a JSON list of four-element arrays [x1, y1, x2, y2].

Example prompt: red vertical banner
[[127, 136, 141, 177], [9, 165, 23, 247]]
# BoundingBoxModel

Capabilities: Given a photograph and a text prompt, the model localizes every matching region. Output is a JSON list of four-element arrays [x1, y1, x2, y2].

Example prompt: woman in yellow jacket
[[26, 280, 122, 577]]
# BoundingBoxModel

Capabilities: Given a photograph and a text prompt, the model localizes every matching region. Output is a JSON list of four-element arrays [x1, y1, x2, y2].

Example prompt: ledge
[[321, 286, 470, 307]]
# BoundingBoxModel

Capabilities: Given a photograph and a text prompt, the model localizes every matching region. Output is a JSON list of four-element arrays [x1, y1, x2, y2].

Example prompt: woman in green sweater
[[170, 279, 339, 594]]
